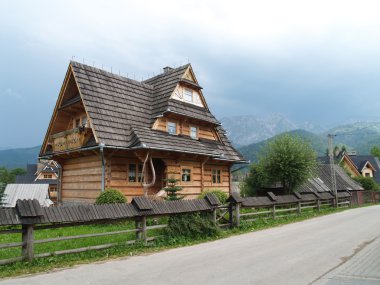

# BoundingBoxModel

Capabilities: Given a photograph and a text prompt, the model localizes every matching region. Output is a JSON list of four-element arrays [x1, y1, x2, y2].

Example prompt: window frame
[[43, 174, 53, 179], [189, 125, 198, 139], [127, 161, 143, 184], [183, 88, 193, 103], [180, 166, 193, 183], [167, 121, 178, 135], [211, 168, 222, 184]]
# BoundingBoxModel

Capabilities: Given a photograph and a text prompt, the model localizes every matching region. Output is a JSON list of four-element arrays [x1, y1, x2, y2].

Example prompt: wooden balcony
[[50, 127, 92, 152]]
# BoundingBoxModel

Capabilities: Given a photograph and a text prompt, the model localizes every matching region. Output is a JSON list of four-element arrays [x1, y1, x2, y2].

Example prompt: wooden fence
[[227, 191, 352, 227], [0, 190, 352, 265]]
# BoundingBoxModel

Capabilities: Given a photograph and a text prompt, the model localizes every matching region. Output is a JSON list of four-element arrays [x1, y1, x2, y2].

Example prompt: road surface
[[1, 205, 380, 285]]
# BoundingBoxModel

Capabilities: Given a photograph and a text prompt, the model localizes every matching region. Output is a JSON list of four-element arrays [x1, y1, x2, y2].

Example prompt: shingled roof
[[43, 62, 245, 162], [348, 155, 380, 184], [298, 164, 363, 193]]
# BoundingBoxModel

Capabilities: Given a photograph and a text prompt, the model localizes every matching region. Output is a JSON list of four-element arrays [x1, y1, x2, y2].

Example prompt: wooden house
[[39, 62, 246, 203], [339, 153, 380, 184], [15, 160, 59, 203]]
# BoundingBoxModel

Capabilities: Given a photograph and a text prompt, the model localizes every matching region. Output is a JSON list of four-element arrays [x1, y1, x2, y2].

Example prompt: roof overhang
[[158, 110, 221, 126], [40, 143, 247, 164]]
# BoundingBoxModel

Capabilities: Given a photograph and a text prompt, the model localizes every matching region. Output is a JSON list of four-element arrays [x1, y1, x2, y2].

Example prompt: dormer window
[[168, 121, 177, 135], [184, 88, 193, 103], [190, 126, 198, 139]]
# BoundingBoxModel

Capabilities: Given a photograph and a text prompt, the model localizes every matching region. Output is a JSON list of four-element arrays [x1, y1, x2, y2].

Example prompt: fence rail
[[0, 190, 361, 266]]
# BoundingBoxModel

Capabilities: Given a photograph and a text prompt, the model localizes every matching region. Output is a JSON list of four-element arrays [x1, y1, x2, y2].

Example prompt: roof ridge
[[143, 63, 190, 84], [70, 61, 153, 89]]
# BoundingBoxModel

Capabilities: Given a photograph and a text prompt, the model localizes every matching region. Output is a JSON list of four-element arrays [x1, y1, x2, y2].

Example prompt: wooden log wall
[[61, 155, 102, 203], [152, 117, 218, 141], [106, 155, 145, 201], [60, 153, 231, 203], [164, 159, 230, 199]]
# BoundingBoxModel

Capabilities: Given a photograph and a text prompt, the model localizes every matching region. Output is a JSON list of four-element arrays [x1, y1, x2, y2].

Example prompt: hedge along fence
[[227, 191, 352, 227], [0, 190, 352, 265], [0, 194, 221, 265]]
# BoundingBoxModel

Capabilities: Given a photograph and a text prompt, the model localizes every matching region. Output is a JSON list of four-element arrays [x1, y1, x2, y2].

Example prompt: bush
[[95, 188, 127, 204], [353, 176, 380, 191], [198, 189, 228, 204], [163, 213, 220, 240]]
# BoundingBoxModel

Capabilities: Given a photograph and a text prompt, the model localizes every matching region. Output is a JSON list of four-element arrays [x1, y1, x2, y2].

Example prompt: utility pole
[[328, 134, 338, 207]]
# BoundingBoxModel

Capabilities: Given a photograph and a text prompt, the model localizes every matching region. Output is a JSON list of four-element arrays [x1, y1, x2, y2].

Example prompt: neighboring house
[[39, 61, 246, 203], [319, 152, 380, 184], [3, 184, 53, 207], [339, 153, 380, 184], [299, 163, 364, 205], [299, 164, 363, 193], [15, 161, 59, 202]]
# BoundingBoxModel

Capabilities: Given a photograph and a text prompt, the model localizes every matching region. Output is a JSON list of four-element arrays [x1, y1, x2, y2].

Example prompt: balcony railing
[[50, 127, 92, 152]]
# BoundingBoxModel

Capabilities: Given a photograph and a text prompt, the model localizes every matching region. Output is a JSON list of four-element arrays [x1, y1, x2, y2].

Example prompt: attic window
[[168, 121, 177, 135], [184, 88, 193, 103]]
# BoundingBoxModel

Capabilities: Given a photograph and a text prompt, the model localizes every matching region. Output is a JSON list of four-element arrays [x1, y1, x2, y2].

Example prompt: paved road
[[2, 206, 380, 285]]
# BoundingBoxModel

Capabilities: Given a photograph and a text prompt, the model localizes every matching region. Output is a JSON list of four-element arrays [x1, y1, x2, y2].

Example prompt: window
[[365, 173, 371, 177], [43, 174, 53, 179], [190, 126, 198, 139], [184, 88, 193, 102], [212, 169, 221, 184], [168, 121, 177, 135], [182, 168, 191, 182], [128, 163, 143, 182]]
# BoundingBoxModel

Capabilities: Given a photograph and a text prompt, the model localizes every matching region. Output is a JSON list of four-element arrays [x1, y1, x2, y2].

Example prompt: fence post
[[212, 208, 217, 225], [272, 204, 276, 219], [135, 218, 141, 241], [21, 224, 34, 262], [228, 203, 234, 228], [317, 199, 320, 212], [297, 201, 301, 215], [235, 202, 241, 227], [141, 216, 147, 245]]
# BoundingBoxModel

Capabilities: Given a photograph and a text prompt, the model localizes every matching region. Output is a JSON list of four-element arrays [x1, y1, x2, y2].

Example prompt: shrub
[[163, 213, 220, 240], [198, 189, 228, 204], [163, 177, 183, 200], [353, 176, 380, 191], [95, 188, 127, 204]]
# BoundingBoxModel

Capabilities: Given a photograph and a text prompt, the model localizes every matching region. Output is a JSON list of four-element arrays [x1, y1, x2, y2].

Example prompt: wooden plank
[[33, 228, 139, 244]]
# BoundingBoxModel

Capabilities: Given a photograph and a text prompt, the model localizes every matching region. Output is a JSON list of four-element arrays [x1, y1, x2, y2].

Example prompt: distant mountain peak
[[220, 113, 324, 147]]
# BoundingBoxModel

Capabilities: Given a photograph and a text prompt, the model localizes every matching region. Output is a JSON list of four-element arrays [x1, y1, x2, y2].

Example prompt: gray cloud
[[1, 0, 380, 148]]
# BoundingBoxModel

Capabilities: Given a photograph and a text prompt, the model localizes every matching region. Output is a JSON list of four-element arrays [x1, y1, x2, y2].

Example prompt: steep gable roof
[[41, 62, 245, 162], [347, 154, 380, 183]]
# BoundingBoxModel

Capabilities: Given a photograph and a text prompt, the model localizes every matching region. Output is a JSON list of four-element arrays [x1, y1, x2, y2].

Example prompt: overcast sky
[[1, 0, 380, 148]]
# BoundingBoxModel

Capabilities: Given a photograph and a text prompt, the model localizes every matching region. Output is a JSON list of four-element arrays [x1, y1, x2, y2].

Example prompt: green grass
[[0, 205, 373, 279]]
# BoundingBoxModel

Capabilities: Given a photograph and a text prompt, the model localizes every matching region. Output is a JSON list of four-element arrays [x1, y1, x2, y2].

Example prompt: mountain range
[[0, 114, 379, 169], [220, 114, 326, 147]]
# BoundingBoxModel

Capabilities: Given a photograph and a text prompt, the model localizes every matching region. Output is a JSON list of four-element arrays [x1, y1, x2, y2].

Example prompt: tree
[[371, 146, 380, 160], [0, 182, 6, 207], [164, 177, 183, 200], [0, 167, 26, 206], [242, 134, 317, 195]]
